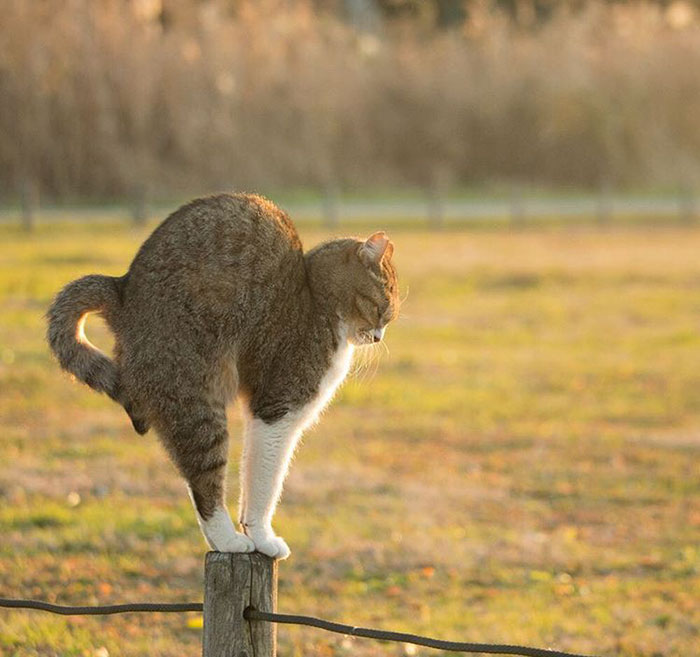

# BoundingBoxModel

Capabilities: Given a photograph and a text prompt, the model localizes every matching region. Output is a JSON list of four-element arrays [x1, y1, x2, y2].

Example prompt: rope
[[0, 598, 601, 656], [0, 598, 202, 615], [244, 608, 600, 657]]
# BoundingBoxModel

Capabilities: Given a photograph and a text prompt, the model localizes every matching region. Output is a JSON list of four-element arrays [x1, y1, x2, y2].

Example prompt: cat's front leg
[[239, 413, 302, 559]]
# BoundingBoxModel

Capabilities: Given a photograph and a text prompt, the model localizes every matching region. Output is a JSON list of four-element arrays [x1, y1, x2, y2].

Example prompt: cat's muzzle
[[372, 327, 385, 343]]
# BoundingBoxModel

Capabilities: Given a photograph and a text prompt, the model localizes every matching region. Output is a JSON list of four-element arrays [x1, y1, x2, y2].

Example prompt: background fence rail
[[1, 192, 698, 230]]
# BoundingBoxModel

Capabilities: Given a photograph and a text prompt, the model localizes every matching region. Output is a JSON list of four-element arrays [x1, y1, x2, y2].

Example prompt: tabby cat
[[47, 193, 398, 559]]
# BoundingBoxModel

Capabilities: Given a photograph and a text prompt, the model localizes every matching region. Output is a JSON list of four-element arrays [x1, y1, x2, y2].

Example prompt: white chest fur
[[298, 338, 354, 430], [319, 339, 354, 407]]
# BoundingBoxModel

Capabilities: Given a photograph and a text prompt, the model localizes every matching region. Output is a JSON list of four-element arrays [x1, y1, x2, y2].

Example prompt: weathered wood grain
[[248, 553, 277, 656], [203, 552, 277, 657]]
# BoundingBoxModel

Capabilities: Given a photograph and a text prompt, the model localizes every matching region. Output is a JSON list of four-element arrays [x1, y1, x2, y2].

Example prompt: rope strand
[[0, 597, 600, 657], [245, 608, 600, 657], [0, 598, 202, 615]]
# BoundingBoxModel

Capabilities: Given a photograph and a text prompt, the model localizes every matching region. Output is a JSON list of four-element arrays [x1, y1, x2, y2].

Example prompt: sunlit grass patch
[[1, 221, 699, 656]]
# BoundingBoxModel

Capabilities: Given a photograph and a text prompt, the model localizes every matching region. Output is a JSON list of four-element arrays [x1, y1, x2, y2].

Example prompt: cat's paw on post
[[246, 527, 291, 559], [254, 535, 291, 560], [213, 532, 256, 553], [199, 508, 256, 553]]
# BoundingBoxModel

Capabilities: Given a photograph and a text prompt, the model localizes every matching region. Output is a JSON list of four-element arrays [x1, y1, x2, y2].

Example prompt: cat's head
[[306, 231, 400, 345], [344, 231, 399, 346]]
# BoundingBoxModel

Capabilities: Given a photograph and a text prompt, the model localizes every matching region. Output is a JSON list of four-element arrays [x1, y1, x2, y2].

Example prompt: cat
[[47, 193, 398, 559]]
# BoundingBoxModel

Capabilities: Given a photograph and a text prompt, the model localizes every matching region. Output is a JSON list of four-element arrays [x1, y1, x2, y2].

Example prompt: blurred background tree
[[2, 0, 700, 203]]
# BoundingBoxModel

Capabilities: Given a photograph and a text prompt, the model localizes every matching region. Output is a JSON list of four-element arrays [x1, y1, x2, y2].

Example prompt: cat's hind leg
[[158, 403, 254, 554]]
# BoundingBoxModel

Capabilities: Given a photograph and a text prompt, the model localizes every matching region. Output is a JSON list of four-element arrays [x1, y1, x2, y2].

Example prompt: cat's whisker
[[351, 345, 366, 376], [398, 285, 410, 310], [370, 346, 384, 381], [354, 348, 370, 380], [356, 343, 383, 383], [350, 344, 374, 379]]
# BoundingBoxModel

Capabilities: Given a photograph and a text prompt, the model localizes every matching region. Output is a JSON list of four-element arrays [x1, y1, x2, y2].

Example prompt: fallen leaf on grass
[[187, 615, 203, 629]]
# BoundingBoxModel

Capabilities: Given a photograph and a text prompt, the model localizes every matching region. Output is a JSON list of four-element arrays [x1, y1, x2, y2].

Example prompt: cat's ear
[[360, 231, 393, 265]]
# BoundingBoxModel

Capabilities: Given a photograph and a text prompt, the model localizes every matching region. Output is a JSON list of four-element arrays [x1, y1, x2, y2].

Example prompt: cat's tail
[[46, 274, 123, 402]]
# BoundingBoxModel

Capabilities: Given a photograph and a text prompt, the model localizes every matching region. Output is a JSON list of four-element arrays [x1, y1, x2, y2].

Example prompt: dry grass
[[0, 216, 699, 655]]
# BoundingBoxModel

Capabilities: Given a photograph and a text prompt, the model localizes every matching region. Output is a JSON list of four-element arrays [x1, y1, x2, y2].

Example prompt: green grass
[[1, 219, 699, 656]]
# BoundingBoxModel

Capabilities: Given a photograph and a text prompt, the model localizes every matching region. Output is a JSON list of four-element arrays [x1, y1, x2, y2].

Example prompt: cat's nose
[[372, 328, 385, 343]]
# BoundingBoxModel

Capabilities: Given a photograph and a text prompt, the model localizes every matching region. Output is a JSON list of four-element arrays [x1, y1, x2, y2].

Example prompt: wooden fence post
[[203, 552, 277, 657], [426, 179, 445, 230], [509, 186, 525, 227], [130, 183, 148, 227], [21, 178, 38, 232], [322, 183, 339, 229], [678, 185, 696, 224], [596, 180, 612, 225]]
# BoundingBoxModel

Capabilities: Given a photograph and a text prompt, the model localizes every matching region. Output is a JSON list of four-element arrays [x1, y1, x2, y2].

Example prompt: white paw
[[213, 531, 255, 553], [199, 507, 255, 553], [247, 529, 291, 559]]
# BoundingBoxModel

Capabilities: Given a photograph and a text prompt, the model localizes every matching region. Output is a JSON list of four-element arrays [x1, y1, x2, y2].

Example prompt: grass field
[[1, 218, 699, 657]]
